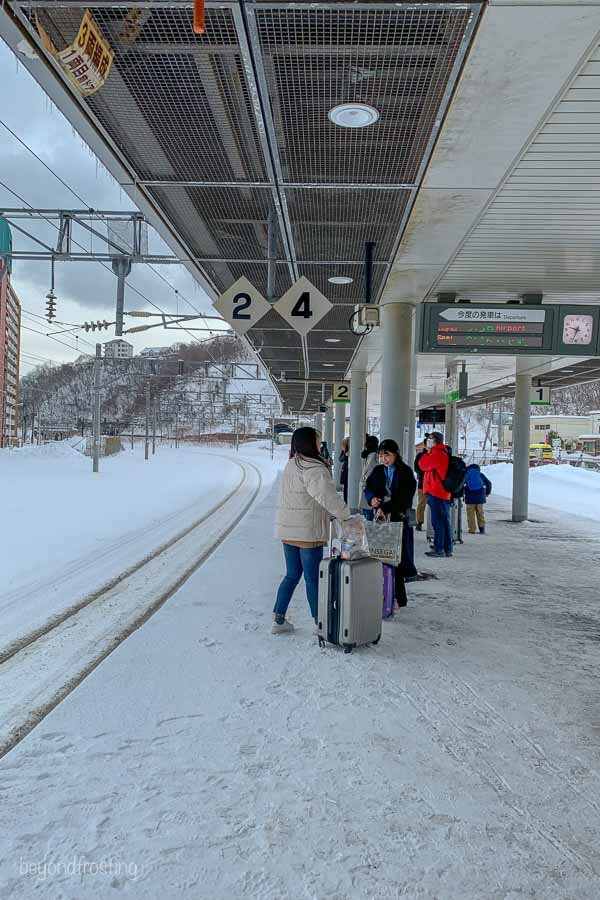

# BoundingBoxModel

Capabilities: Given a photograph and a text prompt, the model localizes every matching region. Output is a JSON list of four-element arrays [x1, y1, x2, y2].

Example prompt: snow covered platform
[[2, 476, 600, 898]]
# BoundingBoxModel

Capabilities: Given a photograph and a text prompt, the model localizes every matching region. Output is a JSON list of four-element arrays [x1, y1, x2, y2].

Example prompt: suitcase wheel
[[343, 644, 353, 654], [318, 636, 325, 649], [372, 634, 381, 645]]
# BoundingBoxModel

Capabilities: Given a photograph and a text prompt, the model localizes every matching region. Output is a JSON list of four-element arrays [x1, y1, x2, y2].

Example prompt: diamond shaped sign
[[274, 276, 333, 337], [213, 277, 271, 336]]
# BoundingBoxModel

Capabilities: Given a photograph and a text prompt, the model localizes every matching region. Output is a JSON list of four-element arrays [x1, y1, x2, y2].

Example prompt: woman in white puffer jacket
[[272, 427, 350, 634]]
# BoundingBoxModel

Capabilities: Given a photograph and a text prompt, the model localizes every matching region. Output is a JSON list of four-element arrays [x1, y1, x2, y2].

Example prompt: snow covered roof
[[577, 434, 600, 440], [530, 415, 591, 420]]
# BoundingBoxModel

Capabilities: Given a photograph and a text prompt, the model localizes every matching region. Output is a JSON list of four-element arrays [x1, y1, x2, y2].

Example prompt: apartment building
[[0, 264, 21, 447], [104, 339, 134, 359]]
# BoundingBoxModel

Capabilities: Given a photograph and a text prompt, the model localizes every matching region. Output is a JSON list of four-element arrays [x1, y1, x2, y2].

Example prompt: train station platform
[[2, 477, 600, 898]]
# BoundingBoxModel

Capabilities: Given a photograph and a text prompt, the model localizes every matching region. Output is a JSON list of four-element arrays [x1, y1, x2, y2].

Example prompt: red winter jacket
[[419, 443, 451, 501]]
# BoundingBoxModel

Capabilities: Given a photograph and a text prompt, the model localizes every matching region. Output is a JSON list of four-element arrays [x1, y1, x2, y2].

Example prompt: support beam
[[333, 402, 346, 489], [380, 303, 414, 455], [348, 368, 367, 511], [512, 358, 532, 523]]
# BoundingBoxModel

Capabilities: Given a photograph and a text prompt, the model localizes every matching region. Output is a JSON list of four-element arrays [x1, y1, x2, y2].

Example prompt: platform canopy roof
[[0, 0, 482, 412]]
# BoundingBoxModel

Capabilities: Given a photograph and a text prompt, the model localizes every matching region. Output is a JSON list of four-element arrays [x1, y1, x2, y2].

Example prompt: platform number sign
[[274, 276, 333, 337], [530, 385, 551, 407], [214, 277, 272, 336], [332, 383, 351, 404]]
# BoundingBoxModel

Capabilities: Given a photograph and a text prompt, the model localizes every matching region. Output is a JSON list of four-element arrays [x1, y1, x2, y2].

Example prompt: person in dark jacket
[[413, 434, 430, 531], [464, 464, 492, 534], [365, 438, 417, 601], [339, 437, 349, 503]]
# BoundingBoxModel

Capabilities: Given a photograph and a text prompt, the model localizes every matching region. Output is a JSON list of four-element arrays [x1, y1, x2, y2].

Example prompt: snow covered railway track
[[0, 461, 261, 759]]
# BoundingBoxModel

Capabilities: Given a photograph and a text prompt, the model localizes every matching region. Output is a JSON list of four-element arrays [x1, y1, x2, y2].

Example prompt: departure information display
[[419, 304, 556, 355]]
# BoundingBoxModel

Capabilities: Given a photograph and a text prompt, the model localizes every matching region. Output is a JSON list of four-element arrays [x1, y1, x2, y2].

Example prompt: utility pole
[[145, 378, 150, 460], [498, 397, 505, 453], [152, 401, 157, 455], [92, 343, 102, 473], [175, 401, 179, 449], [270, 412, 275, 460], [131, 419, 134, 450]]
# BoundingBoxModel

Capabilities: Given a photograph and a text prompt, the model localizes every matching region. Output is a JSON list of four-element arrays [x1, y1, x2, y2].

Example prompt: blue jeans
[[362, 508, 374, 521], [274, 543, 324, 622], [427, 496, 453, 555]]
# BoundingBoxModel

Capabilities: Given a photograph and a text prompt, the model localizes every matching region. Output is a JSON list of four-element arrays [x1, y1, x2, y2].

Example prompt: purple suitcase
[[383, 564, 395, 619]]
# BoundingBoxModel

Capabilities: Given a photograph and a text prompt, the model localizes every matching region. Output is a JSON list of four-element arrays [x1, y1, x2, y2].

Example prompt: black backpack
[[441, 453, 467, 498]]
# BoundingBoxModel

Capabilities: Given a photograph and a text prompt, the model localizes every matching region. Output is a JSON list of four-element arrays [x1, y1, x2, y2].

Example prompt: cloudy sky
[[0, 40, 223, 376]]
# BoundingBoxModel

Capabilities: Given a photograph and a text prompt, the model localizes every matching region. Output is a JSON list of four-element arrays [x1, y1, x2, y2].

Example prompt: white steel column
[[324, 405, 333, 450], [380, 303, 414, 454], [348, 367, 367, 510], [512, 357, 532, 522], [315, 413, 324, 437], [333, 401, 346, 488]]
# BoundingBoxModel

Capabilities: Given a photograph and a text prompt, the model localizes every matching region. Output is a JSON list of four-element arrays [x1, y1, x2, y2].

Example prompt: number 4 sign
[[274, 276, 332, 337], [213, 277, 272, 336]]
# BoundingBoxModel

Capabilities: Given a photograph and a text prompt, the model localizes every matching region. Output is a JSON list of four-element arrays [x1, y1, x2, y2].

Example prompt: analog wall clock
[[562, 313, 594, 346]]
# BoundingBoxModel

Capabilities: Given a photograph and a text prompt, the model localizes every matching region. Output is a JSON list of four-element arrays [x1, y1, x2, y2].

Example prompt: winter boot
[[271, 614, 294, 635], [479, 526, 485, 534], [424, 550, 445, 558]]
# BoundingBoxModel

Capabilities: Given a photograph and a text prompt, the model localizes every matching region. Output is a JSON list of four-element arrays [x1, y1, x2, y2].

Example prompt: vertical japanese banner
[[36, 10, 114, 96]]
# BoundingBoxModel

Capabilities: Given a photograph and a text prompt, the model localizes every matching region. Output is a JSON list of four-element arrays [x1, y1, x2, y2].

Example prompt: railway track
[[0, 460, 262, 758]]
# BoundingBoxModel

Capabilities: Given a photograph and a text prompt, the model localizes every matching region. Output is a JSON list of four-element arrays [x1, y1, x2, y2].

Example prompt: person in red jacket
[[418, 431, 453, 558]]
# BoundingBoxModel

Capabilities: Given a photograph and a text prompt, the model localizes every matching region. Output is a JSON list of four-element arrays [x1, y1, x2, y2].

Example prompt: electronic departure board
[[419, 304, 556, 355]]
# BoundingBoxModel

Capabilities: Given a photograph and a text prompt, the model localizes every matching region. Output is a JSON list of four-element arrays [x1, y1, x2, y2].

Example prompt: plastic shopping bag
[[332, 515, 369, 560]]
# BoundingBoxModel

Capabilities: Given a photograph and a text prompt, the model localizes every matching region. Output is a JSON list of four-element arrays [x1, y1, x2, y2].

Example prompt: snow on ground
[[482, 461, 600, 521], [0, 440, 286, 652], [2, 485, 600, 898]]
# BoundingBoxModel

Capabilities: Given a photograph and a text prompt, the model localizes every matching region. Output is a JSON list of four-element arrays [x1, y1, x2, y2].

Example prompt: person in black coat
[[364, 438, 418, 601], [339, 437, 349, 503]]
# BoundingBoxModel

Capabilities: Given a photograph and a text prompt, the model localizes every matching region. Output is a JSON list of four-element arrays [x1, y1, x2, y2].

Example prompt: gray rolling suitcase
[[317, 555, 382, 653]]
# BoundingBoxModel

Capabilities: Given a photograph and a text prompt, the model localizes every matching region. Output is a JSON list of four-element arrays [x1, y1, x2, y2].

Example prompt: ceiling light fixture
[[328, 275, 354, 285], [324, 338, 341, 343], [328, 103, 379, 129], [322, 363, 335, 367]]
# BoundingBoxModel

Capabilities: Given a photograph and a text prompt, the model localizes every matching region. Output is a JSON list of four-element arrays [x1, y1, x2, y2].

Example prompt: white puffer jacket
[[275, 455, 350, 543]]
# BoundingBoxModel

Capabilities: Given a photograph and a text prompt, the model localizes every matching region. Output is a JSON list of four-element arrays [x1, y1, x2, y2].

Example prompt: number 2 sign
[[332, 383, 351, 404], [274, 276, 332, 337], [214, 277, 272, 336]]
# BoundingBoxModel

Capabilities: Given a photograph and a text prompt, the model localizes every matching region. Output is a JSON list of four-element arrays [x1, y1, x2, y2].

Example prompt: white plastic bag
[[332, 515, 369, 560]]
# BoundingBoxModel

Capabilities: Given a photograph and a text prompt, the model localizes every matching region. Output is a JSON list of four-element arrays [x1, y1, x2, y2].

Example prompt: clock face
[[562, 313, 594, 345]]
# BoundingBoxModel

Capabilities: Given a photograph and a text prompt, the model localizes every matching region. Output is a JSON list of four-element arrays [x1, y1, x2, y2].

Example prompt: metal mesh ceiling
[[253, 5, 472, 185], [22, 0, 480, 411]]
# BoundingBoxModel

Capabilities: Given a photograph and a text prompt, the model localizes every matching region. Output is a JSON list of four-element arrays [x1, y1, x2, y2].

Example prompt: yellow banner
[[37, 10, 113, 96]]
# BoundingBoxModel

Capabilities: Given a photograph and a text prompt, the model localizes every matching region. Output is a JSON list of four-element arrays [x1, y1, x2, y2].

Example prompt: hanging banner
[[37, 11, 114, 96]]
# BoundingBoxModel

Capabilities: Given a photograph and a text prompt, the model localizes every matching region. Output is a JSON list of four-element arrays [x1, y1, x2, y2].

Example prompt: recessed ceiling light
[[324, 338, 341, 343], [328, 275, 354, 285], [328, 103, 379, 129], [322, 363, 335, 367]]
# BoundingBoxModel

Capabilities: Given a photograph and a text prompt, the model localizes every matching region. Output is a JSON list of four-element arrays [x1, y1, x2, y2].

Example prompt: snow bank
[[482, 461, 600, 521]]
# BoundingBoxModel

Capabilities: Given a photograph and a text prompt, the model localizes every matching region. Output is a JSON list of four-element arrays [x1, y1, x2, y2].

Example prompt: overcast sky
[[0, 40, 222, 376]]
